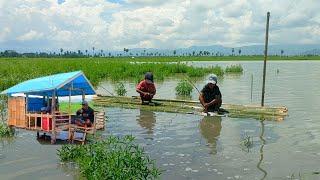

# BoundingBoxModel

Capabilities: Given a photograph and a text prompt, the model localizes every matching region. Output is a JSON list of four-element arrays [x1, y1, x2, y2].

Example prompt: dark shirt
[[201, 85, 222, 103], [76, 106, 95, 123]]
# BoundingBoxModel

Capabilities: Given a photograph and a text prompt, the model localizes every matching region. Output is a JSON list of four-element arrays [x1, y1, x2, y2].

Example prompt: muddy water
[[1, 61, 320, 179]]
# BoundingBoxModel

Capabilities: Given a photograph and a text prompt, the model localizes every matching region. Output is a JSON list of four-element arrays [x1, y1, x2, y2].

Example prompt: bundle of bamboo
[[93, 95, 288, 121]]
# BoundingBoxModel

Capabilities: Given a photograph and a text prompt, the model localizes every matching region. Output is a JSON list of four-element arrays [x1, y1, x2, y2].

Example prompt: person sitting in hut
[[136, 72, 156, 105], [199, 74, 222, 113], [75, 101, 94, 127]]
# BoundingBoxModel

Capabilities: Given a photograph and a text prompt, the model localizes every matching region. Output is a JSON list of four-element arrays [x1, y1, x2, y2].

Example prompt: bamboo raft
[[93, 95, 288, 121]]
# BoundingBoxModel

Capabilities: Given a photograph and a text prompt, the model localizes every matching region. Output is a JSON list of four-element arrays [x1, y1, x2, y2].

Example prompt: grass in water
[[175, 80, 193, 96], [57, 135, 161, 179], [0, 122, 14, 137], [0, 58, 224, 91], [240, 133, 253, 152], [115, 82, 127, 96], [225, 64, 243, 73]]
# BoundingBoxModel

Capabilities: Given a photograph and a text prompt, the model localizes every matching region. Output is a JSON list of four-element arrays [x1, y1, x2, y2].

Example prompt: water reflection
[[199, 116, 222, 155], [257, 120, 267, 180], [136, 110, 156, 135]]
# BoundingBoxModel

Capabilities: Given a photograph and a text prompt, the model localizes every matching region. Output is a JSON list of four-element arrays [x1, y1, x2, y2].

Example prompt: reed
[[57, 135, 161, 179], [225, 64, 243, 73]]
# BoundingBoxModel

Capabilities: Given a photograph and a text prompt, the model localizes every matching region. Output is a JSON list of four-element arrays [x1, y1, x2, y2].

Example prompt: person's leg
[[208, 99, 222, 112], [140, 94, 150, 105]]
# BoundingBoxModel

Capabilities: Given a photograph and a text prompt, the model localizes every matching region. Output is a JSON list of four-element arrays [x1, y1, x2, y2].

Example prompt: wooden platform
[[93, 95, 288, 121]]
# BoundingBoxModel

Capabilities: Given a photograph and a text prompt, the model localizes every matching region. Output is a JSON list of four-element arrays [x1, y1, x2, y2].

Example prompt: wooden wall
[[8, 97, 26, 128]]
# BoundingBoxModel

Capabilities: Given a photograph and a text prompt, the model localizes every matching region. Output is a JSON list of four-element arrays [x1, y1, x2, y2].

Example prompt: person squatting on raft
[[75, 100, 94, 127], [136, 72, 156, 105], [199, 74, 222, 113]]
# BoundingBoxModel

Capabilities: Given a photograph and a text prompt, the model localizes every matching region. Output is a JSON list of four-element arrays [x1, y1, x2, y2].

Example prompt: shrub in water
[[225, 64, 243, 73], [0, 122, 14, 137], [115, 82, 127, 96], [175, 80, 193, 96], [57, 135, 161, 179]]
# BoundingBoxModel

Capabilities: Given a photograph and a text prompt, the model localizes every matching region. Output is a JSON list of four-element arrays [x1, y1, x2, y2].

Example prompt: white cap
[[207, 74, 217, 84]]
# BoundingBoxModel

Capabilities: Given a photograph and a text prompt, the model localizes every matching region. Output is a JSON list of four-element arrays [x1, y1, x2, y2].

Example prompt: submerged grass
[[0, 58, 224, 91], [225, 64, 243, 73], [240, 133, 254, 152], [57, 135, 161, 180]]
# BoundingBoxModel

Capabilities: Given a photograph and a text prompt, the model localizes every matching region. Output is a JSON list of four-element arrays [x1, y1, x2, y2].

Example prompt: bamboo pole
[[261, 12, 270, 107], [51, 90, 56, 144]]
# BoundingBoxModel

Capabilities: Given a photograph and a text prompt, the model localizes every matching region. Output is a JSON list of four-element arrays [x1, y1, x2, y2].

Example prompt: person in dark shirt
[[76, 100, 94, 127], [199, 74, 222, 113], [136, 72, 156, 104]]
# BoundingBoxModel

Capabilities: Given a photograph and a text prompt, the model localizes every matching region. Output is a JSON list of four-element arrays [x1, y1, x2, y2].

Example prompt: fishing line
[[98, 85, 115, 96]]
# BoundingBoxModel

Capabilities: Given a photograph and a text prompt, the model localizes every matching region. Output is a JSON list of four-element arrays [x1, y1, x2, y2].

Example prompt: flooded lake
[[1, 61, 320, 179]]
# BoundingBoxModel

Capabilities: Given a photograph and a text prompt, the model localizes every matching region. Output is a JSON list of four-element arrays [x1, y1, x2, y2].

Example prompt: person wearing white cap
[[199, 74, 222, 113]]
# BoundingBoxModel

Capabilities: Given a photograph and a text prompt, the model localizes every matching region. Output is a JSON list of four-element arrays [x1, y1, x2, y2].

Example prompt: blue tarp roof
[[1, 71, 96, 97]]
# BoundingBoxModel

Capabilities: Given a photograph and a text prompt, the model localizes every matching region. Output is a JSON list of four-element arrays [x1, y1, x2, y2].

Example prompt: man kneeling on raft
[[199, 74, 222, 113], [136, 72, 156, 105]]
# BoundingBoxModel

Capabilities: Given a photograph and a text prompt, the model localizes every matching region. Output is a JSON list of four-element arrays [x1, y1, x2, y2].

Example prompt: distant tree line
[[0, 48, 317, 58]]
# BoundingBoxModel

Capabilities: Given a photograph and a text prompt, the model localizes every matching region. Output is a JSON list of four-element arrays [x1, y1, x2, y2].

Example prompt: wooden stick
[[261, 12, 270, 107]]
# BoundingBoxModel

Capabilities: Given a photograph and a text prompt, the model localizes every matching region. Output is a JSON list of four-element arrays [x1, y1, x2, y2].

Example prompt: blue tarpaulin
[[1, 71, 96, 97]]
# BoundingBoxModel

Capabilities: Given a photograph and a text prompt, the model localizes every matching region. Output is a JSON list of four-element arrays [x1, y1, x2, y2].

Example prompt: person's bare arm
[[136, 88, 150, 96], [208, 95, 221, 106], [199, 93, 208, 107]]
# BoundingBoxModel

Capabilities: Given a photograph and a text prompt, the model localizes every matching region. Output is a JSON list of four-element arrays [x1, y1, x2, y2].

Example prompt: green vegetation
[[0, 122, 14, 137], [225, 64, 243, 73], [57, 135, 161, 180], [0, 58, 224, 91], [175, 80, 193, 96], [0, 95, 7, 121], [58, 102, 95, 113], [240, 133, 254, 151], [115, 82, 127, 96]]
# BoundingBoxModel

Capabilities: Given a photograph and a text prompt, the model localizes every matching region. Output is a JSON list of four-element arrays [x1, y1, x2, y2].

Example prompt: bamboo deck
[[93, 95, 288, 121]]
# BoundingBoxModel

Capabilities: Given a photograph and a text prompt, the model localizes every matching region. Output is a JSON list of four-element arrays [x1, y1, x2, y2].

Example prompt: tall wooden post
[[261, 12, 270, 107], [51, 90, 56, 144]]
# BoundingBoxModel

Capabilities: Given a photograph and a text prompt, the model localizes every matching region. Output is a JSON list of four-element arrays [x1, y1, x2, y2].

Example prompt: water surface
[[1, 61, 320, 179]]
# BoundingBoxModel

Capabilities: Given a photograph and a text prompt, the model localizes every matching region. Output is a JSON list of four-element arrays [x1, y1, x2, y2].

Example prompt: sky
[[0, 0, 319, 52]]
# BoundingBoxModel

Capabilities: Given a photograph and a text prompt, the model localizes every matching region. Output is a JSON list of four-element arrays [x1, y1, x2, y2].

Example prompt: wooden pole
[[261, 12, 270, 107], [51, 90, 56, 144], [251, 74, 253, 102]]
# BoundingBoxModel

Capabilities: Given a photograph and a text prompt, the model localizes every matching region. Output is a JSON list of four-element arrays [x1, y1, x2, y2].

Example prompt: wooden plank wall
[[8, 97, 26, 128]]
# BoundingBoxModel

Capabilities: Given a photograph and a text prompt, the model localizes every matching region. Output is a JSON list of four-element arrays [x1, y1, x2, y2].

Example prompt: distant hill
[[2, 44, 320, 56]]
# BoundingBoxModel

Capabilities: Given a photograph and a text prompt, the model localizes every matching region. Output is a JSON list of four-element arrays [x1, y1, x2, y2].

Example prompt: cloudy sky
[[0, 0, 319, 51]]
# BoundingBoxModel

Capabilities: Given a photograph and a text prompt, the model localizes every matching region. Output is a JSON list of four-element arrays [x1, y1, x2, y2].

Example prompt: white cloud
[[17, 30, 43, 41], [0, 0, 319, 51]]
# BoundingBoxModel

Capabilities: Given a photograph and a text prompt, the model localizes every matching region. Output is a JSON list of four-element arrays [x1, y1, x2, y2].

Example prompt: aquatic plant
[[0, 58, 225, 91], [0, 122, 14, 137], [225, 64, 243, 73], [115, 82, 127, 96], [175, 80, 193, 96], [240, 133, 253, 151], [0, 95, 7, 122], [57, 135, 161, 179]]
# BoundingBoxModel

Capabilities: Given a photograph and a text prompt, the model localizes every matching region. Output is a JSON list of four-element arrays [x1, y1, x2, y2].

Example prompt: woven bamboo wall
[[8, 97, 26, 128]]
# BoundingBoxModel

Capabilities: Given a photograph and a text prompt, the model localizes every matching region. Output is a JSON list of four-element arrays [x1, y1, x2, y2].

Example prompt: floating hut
[[1, 71, 105, 144]]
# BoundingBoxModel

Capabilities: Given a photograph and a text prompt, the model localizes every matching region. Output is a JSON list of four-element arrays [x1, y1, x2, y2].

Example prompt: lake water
[[1, 61, 320, 179]]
